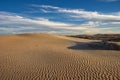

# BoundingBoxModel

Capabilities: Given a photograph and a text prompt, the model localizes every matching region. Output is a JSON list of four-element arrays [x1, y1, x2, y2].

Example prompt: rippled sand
[[0, 34, 120, 80]]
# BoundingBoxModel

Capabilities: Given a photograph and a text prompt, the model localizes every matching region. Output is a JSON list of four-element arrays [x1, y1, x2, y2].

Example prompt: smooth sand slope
[[0, 34, 120, 80]]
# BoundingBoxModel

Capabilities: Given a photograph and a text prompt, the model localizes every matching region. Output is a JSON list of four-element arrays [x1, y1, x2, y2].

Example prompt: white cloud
[[0, 11, 89, 33], [32, 4, 61, 9], [0, 9, 120, 35], [99, 0, 119, 2], [0, 12, 72, 27], [60, 9, 120, 21], [110, 22, 120, 24], [40, 9, 50, 13], [40, 5, 120, 21], [32, 5, 120, 24]]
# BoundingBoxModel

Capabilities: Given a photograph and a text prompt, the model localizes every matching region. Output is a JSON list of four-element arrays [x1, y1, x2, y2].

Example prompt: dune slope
[[0, 34, 120, 80]]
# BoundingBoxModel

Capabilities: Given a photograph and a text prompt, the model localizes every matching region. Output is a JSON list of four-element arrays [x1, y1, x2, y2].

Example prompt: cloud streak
[[0, 11, 91, 34], [0, 11, 72, 27], [34, 5, 120, 22], [98, 0, 119, 2], [0, 4, 120, 35]]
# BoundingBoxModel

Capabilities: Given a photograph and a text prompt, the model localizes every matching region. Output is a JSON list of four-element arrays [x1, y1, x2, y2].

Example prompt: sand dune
[[0, 33, 120, 80]]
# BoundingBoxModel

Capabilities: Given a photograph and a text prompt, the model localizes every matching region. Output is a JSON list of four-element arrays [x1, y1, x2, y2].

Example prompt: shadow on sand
[[68, 42, 120, 50]]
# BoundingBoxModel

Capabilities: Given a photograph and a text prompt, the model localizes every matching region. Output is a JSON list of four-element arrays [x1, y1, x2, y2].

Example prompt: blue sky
[[0, 0, 120, 35]]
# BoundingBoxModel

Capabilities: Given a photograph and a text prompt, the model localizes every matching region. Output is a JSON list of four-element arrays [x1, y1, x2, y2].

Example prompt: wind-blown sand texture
[[0, 34, 120, 80]]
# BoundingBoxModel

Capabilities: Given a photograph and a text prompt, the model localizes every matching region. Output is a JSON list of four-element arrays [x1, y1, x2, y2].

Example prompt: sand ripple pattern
[[0, 34, 120, 80]]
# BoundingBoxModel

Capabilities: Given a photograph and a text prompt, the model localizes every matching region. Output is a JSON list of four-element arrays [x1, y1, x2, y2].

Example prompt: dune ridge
[[0, 34, 120, 80]]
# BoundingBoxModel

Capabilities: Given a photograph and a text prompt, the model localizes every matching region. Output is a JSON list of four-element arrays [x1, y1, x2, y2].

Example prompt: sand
[[0, 33, 120, 80]]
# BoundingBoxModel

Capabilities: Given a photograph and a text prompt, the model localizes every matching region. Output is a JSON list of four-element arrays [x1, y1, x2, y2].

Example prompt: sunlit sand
[[0, 34, 120, 80]]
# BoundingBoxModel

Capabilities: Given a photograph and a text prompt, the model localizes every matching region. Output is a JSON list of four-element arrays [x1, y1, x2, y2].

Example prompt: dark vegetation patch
[[69, 34, 120, 42], [68, 34, 120, 50]]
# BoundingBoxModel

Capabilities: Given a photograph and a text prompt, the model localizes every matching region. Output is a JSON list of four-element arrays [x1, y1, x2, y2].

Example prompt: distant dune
[[0, 33, 120, 80]]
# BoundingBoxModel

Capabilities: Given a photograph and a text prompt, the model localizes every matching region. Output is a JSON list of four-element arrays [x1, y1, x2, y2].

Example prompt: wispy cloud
[[0, 11, 92, 34], [0, 4, 120, 35], [33, 5, 120, 22], [31, 4, 61, 9], [30, 4, 120, 33], [98, 0, 119, 2], [0, 11, 72, 27], [59, 9, 120, 21]]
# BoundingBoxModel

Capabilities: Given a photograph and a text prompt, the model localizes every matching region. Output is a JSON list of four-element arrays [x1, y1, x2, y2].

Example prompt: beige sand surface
[[0, 33, 120, 80]]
